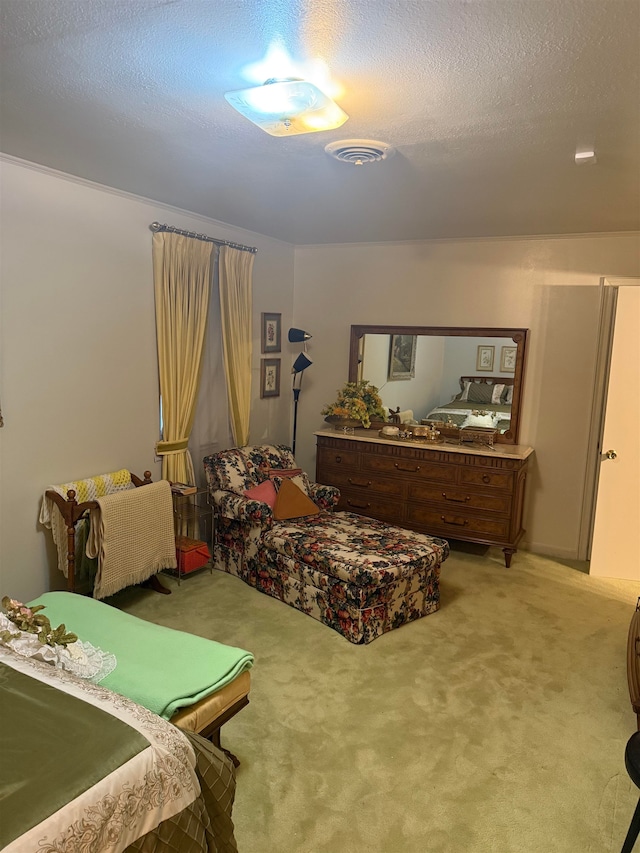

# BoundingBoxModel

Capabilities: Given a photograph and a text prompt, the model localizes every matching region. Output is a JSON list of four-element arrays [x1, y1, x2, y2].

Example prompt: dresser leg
[[503, 548, 515, 568]]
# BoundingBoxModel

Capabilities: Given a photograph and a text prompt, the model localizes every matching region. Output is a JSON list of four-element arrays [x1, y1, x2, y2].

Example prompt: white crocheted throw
[[87, 479, 177, 600]]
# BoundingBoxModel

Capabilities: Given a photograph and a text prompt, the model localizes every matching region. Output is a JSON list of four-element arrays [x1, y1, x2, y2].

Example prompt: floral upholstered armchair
[[203, 444, 340, 586]]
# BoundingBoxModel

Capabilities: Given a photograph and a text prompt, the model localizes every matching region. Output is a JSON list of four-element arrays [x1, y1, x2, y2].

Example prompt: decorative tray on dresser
[[315, 430, 534, 567]]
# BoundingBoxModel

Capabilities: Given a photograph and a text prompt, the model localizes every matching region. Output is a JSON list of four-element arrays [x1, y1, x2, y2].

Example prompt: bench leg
[[198, 695, 249, 768], [211, 728, 241, 768]]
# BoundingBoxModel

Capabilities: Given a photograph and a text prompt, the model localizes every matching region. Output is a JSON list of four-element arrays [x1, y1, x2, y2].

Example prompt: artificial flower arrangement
[[0, 596, 116, 681], [321, 380, 388, 429], [1, 596, 77, 647]]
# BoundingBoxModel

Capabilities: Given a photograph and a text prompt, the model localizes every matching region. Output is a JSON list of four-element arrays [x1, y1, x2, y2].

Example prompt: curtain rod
[[149, 222, 258, 254]]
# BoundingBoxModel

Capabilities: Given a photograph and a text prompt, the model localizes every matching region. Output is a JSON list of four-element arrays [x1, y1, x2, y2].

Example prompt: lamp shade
[[288, 328, 312, 344], [292, 353, 312, 374]]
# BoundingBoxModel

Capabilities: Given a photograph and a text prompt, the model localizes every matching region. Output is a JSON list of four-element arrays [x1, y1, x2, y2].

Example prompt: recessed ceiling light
[[224, 78, 348, 137]]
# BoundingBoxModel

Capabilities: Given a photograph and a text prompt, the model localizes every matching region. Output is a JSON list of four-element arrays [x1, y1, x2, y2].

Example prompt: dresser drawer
[[361, 455, 456, 484], [317, 446, 360, 470], [324, 467, 405, 498], [337, 491, 404, 524], [408, 482, 512, 515], [458, 467, 514, 491], [406, 505, 510, 540]]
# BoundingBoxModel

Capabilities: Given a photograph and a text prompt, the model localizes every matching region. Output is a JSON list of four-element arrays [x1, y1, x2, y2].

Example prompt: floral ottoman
[[256, 512, 449, 644]]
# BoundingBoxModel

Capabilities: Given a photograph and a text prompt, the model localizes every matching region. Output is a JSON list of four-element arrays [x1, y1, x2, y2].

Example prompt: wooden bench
[[28, 592, 252, 764]]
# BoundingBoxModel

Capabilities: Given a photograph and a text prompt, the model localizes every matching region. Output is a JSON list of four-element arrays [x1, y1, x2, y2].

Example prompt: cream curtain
[[153, 232, 213, 484], [219, 245, 254, 446]]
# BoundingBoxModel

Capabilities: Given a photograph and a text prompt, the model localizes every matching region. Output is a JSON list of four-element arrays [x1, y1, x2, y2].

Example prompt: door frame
[[578, 276, 640, 561]]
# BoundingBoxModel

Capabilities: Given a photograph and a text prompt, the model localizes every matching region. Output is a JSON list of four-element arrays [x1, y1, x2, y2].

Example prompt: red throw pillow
[[243, 480, 277, 508]]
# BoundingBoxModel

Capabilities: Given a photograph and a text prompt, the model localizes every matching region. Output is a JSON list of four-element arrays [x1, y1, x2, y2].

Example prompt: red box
[[175, 536, 211, 574]]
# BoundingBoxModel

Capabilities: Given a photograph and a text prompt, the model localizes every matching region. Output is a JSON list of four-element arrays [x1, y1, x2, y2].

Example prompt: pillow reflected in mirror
[[461, 412, 498, 429]]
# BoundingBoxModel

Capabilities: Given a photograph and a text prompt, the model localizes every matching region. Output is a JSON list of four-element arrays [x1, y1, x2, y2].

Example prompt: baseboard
[[522, 541, 581, 561]]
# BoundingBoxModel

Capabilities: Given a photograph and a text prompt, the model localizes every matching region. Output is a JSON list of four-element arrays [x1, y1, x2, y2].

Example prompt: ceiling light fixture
[[224, 78, 348, 137]]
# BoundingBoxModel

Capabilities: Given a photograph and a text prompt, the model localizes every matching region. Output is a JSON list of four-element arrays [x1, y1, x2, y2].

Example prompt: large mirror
[[349, 326, 528, 444]]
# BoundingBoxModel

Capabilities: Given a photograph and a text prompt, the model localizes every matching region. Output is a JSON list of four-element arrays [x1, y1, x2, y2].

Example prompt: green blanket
[[28, 592, 254, 720]]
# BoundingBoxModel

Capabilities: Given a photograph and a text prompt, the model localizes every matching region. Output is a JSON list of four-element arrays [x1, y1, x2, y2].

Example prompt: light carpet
[[108, 545, 640, 853]]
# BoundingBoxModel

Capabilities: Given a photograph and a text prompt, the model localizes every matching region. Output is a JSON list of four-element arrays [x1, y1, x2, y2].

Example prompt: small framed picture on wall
[[261, 313, 281, 353], [476, 345, 495, 371], [501, 346, 517, 372], [260, 358, 281, 398]]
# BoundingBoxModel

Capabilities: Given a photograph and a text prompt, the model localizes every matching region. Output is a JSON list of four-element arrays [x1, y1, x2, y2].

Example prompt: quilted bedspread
[[0, 646, 238, 853]]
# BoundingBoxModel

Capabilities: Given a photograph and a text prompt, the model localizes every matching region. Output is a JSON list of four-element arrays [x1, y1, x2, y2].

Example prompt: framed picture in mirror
[[501, 345, 517, 372], [388, 334, 417, 380], [476, 345, 495, 371]]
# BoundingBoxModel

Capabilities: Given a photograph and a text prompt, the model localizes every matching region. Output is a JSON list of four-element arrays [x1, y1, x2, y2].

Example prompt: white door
[[589, 284, 640, 580]]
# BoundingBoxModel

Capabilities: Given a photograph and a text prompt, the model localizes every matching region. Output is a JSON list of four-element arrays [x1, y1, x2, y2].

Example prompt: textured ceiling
[[1, 0, 639, 244]]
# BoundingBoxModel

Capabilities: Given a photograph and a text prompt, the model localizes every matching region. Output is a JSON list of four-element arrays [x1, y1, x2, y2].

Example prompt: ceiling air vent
[[325, 139, 395, 166]]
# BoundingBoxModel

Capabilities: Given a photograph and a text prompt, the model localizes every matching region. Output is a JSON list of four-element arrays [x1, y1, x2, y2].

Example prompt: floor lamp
[[288, 328, 312, 349], [291, 351, 312, 455]]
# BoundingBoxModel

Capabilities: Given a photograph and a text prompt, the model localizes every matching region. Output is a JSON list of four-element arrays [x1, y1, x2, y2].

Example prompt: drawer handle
[[335, 456, 342, 463], [482, 474, 491, 484], [442, 492, 471, 503], [347, 500, 371, 509], [394, 464, 421, 473], [348, 478, 372, 488], [441, 515, 470, 527]]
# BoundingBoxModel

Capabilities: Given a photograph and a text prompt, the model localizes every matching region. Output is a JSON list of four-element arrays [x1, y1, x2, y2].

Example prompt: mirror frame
[[349, 325, 528, 444]]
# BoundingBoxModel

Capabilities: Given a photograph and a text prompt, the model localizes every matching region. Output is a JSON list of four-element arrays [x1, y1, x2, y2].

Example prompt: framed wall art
[[501, 345, 517, 372], [261, 312, 281, 354], [260, 358, 281, 398], [388, 334, 417, 380], [476, 345, 495, 371]]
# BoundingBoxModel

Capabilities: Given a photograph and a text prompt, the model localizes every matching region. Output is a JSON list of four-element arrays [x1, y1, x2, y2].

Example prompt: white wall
[[292, 234, 640, 559], [0, 157, 295, 602]]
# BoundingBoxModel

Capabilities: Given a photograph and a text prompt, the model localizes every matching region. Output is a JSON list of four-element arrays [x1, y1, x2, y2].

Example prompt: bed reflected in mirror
[[348, 326, 528, 444]]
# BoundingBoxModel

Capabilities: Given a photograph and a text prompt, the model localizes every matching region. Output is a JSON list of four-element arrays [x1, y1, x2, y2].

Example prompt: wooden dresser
[[315, 430, 533, 567]]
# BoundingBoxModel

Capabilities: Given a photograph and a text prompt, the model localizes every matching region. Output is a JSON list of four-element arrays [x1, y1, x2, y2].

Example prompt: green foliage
[[321, 380, 388, 428]]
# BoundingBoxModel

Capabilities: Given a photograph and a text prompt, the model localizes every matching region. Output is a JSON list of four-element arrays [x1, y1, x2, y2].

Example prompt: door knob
[[605, 449, 618, 460]]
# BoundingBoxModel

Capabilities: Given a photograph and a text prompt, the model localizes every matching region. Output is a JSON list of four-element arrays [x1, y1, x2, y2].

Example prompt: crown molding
[[0, 152, 294, 249]]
